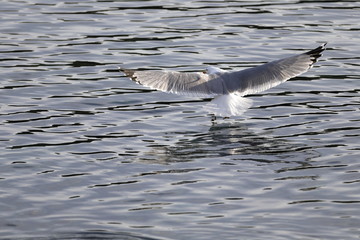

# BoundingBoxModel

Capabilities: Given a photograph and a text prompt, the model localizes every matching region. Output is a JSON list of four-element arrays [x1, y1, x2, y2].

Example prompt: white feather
[[203, 93, 253, 117]]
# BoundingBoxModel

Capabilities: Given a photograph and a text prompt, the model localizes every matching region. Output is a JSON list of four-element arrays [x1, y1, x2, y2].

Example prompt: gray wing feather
[[203, 43, 326, 96], [122, 69, 224, 97]]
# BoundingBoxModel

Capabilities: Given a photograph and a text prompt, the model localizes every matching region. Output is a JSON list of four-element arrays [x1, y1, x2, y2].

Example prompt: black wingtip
[[305, 43, 327, 64], [119, 67, 137, 81]]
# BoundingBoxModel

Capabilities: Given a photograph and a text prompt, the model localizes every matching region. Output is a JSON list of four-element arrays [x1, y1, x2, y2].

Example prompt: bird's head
[[204, 66, 226, 74]]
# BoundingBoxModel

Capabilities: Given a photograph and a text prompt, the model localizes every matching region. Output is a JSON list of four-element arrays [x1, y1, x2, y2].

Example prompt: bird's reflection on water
[[139, 121, 320, 171]]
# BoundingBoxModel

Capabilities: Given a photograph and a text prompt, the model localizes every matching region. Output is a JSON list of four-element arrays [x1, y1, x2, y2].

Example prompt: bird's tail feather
[[203, 93, 253, 117]]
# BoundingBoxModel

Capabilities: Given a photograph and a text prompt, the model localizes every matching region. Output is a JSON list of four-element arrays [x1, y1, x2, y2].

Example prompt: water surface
[[0, 1, 359, 239]]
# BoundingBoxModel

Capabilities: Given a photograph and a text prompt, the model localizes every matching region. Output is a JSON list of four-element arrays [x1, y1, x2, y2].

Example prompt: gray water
[[0, 0, 359, 239]]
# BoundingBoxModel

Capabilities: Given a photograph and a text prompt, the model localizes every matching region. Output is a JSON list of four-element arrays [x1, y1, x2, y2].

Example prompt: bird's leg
[[211, 115, 217, 122]]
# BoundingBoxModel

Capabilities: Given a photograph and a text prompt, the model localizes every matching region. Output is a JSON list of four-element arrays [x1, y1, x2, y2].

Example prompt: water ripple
[[0, 0, 360, 239]]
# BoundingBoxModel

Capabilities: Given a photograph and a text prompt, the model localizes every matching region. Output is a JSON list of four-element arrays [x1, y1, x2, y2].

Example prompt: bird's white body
[[204, 93, 253, 117], [203, 66, 253, 116]]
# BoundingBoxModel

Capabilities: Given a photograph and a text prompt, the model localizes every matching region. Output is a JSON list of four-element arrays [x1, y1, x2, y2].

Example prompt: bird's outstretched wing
[[121, 43, 326, 97], [217, 43, 327, 96], [121, 69, 217, 97]]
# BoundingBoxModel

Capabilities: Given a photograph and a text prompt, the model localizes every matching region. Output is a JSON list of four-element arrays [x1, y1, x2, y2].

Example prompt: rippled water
[[1, 1, 359, 239]]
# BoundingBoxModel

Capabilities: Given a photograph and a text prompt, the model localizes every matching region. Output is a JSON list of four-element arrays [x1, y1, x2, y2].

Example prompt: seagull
[[121, 43, 326, 117]]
